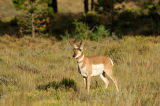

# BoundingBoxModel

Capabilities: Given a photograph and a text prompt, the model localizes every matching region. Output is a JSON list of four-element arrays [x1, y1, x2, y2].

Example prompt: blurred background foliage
[[0, 0, 160, 39]]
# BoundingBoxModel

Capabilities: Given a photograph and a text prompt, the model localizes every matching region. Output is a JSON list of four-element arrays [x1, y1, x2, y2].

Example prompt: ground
[[0, 35, 160, 106]]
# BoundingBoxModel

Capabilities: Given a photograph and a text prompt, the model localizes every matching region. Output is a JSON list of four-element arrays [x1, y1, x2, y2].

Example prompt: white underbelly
[[78, 64, 104, 77], [91, 64, 104, 76]]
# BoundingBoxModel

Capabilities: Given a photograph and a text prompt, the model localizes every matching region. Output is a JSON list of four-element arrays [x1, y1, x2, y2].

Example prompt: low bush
[[37, 78, 77, 91]]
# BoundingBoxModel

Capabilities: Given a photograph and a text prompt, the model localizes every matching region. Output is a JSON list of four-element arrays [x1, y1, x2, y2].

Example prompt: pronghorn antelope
[[71, 41, 119, 93]]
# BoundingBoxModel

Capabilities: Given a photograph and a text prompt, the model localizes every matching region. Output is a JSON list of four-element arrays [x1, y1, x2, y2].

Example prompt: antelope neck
[[76, 52, 84, 63]]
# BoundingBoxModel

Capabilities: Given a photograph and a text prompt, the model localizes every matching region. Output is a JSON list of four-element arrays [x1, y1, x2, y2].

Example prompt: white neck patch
[[77, 54, 84, 62], [78, 62, 83, 68]]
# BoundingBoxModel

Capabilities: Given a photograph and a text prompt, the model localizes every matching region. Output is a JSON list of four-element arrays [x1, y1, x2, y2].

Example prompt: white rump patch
[[91, 64, 104, 76]]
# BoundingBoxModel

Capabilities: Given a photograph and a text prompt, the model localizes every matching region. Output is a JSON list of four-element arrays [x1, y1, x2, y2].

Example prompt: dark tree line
[[11, 0, 160, 37]]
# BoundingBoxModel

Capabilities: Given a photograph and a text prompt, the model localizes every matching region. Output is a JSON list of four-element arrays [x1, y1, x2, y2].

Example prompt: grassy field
[[0, 35, 160, 106]]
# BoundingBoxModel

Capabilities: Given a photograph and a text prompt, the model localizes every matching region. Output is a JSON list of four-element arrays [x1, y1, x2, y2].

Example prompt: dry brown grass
[[0, 0, 18, 20], [58, 0, 84, 13], [0, 35, 160, 106]]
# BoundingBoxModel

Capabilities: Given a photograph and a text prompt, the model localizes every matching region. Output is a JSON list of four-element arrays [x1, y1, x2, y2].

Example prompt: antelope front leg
[[87, 75, 91, 93], [83, 77, 87, 89]]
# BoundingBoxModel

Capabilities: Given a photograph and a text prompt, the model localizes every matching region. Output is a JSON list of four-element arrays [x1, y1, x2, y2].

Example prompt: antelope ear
[[69, 41, 78, 49], [73, 44, 78, 49], [79, 41, 84, 50]]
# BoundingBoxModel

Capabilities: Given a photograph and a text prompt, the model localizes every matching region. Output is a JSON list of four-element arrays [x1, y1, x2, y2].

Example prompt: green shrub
[[60, 78, 77, 91], [72, 20, 110, 41], [73, 20, 91, 40], [37, 81, 58, 90], [90, 25, 110, 41], [37, 78, 77, 91], [60, 31, 70, 41]]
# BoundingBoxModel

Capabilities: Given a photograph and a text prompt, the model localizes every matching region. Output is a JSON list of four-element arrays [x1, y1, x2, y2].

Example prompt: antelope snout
[[73, 54, 76, 58]]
